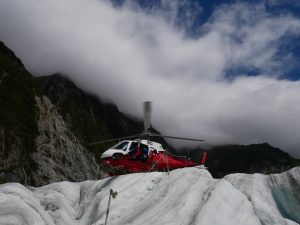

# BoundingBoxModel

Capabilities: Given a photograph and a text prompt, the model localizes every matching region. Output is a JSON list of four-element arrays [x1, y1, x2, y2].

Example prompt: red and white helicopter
[[88, 102, 207, 173]]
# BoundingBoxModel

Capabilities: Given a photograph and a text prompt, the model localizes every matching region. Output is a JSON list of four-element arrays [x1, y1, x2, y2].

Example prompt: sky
[[0, 0, 300, 157]]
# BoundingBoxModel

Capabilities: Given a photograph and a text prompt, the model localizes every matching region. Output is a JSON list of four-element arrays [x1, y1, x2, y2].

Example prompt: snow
[[0, 167, 299, 225], [225, 167, 300, 225]]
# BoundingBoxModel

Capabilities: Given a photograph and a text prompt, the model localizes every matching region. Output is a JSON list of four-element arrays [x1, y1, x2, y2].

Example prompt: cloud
[[0, 0, 300, 157], [209, 3, 300, 76]]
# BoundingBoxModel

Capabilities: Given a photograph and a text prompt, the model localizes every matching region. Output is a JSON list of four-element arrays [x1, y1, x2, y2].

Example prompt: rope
[[100, 152, 166, 198], [117, 152, 165, 194]]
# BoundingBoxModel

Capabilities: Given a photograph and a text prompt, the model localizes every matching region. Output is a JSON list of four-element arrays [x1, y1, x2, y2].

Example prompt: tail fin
[[200, 151, 206, 165]]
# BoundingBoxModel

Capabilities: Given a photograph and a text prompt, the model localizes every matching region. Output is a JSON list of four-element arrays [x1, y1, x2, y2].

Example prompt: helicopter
[[88, 102, 207, 173]]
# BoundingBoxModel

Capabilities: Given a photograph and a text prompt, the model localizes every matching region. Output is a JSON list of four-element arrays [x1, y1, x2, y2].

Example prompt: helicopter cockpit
[[100, 139, 164, 159]]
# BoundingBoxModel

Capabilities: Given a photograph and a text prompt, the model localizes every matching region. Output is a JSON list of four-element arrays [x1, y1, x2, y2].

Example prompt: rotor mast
[[143, 101, 152, 135], [87, 101, 204, 145]]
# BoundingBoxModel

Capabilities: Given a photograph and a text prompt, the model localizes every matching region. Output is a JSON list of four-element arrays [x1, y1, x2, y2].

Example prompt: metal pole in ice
[[104, 189, 117, 225]]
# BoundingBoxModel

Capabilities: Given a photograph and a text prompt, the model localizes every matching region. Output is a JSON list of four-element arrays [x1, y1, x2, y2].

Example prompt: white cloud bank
[[0, 0, 300, 156]]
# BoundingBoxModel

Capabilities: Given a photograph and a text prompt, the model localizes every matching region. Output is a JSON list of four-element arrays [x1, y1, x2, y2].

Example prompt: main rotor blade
[[149, 133, 204, 142], [143, 101, 152, 133], [86, 134, 141, 145]]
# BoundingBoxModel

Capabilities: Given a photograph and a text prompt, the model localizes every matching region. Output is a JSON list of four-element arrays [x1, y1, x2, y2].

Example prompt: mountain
[[36, 74, 169, 159], [0, 41, 168, 185], [186, 143, 300, 178], [0, 42, 106, 186], [0, 41, 40, 184], [37, 74, 300, 177], [0, 166, 299, 225], [1, 40, 299, 186], [36, 74, 143, 157]]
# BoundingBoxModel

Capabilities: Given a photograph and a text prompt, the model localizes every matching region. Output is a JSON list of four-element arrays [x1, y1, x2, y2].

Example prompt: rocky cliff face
[[0, 41, 107, 186], [36, 74, 146, 157], [33, 96, 106, 186], [0, 126, 25, 184], [36, 74, 169, 158], [0, 41, 39, 184]]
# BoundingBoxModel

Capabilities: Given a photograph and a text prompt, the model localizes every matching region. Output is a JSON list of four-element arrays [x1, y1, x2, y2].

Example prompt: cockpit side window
[[128, 142, 138, 155], [129, 142, 138, 151], [113, 141, 129, 151]]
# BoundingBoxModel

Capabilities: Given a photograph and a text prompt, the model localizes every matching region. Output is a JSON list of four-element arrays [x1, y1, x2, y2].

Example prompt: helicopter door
[[128, 142, 139, 156], [140, 143, 149, 162]]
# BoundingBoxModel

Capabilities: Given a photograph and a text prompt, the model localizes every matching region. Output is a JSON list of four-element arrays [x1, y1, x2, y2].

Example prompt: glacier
[[0, 167, 299, 225]]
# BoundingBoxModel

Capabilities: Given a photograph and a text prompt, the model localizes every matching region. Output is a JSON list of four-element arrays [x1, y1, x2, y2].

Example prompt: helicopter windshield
[[113, 141, 129, 151]]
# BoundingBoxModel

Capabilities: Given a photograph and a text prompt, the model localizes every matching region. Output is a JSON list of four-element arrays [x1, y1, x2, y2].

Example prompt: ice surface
[[0, 167, 299, 225]]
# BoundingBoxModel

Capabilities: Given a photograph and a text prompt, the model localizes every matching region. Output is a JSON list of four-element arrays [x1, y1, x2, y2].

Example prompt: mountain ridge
[[185, 142, 300, 178]]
